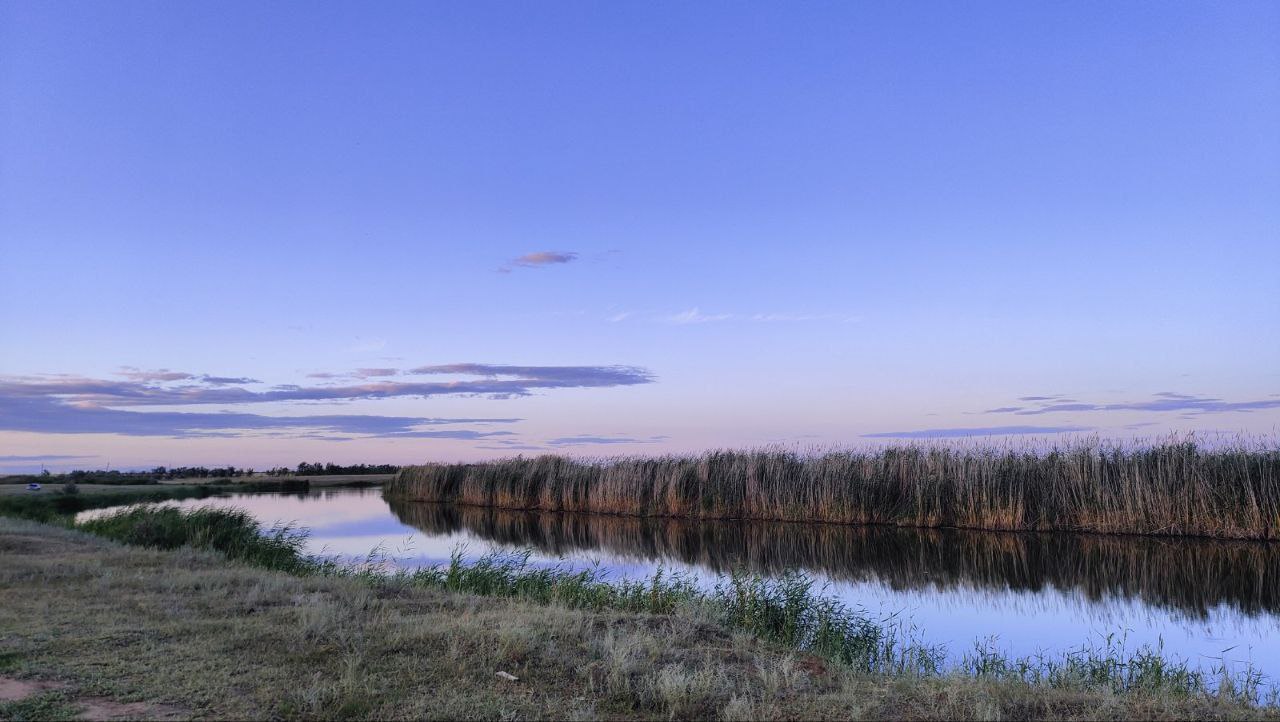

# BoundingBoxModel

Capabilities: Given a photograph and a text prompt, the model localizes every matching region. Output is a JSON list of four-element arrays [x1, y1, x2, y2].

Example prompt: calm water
[[83, 487, 1280, 683]]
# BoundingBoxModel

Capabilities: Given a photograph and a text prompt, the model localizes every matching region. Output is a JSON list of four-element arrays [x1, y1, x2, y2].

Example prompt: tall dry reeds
[[385, 439, 1280, 539]]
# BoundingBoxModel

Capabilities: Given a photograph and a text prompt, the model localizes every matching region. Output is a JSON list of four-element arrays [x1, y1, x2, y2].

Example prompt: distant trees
[[145, 466, 252, 480], [292, 462, 399, 476], [3, 462, 398, 485]]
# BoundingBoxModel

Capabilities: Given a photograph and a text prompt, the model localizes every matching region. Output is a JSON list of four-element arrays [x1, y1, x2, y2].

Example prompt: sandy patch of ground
[[75, 696, 186, 721], [0, 675, 66, 700], [0, 675, 185, 720]]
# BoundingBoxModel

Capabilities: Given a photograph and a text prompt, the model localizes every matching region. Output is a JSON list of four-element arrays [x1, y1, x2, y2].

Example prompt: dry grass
[[0, 516, 1272, 720], [389, 439, 1280, 539]]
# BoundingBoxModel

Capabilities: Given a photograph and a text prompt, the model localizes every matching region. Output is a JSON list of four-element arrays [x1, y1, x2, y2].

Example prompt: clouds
[[984, 392, 1280, 417], [546, 434, 667, 446], [199, 375, 262, 385], [0, 365, 653, 408], [354, 368, 398, 378], [115, 368, 263, 386], [0, 363, 655, 440], [408, 364, 652, 388], [0, 454, 96, 462], [609, 308, 859, 325], [668, 308, 734, 324], [0, 394, 520, 439], [863, 425, 1092, 439], [473, 438, 549, 451], [116, 368, 194, 382], [500, 251, 578, 272], [473, 433, 671, 450], [375, 429, 516, 440]]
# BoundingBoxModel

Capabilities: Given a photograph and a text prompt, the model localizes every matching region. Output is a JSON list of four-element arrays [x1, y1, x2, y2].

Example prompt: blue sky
[[2, 1, 1277, 471]]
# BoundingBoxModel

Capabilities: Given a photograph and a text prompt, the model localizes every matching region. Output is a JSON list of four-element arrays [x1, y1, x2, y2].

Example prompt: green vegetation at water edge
[[0, 479, 310, 523], [78, 506, 315, 574]]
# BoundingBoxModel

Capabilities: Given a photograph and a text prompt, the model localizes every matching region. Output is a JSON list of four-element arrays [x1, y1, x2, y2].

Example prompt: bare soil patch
[[0, 675, 66, 700], [1, 675, 185, 720]]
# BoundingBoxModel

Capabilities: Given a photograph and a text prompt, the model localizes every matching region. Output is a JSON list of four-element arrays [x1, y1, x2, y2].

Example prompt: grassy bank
[[394, 549, 1275, 701], [0, 478, 311, 523], [388, 440, 1280, 539], [55, 505, 1276, 696], [0, 510, 1275, 720]]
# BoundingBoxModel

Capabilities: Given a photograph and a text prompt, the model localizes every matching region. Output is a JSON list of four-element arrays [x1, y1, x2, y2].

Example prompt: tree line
[[3, 462, 400, 484], [270, 462, 400, 476]]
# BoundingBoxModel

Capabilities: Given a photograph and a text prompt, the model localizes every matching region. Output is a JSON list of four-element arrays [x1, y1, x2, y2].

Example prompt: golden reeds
[[385, 439, 1280, 539]]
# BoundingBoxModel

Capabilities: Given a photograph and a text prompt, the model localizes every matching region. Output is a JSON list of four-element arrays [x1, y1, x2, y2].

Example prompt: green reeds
[[404, 548, 702, 615], [387, 439, 1280, 539], [78, 506, 314, 573], [961, 633, 1267, 701]]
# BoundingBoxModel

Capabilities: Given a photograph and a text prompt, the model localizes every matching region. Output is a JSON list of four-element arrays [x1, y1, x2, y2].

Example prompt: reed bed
[[387, 439, 1280, 539]]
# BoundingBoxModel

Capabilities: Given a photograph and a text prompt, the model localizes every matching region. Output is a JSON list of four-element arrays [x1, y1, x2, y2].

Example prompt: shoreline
[[2, 509, 1276, 720]]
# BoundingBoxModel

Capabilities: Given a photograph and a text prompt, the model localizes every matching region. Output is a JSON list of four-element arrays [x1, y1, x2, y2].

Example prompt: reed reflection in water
[[388, 499, 1280, 621]]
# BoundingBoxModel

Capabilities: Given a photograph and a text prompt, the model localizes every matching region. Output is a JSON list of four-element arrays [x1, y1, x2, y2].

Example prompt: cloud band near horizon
[[0, 363, 654, 439], [982, 392, 1280, 416]]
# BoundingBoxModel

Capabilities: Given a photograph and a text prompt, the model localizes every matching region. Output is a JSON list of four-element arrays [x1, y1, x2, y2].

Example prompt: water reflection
[[388, 499, 1280, 621], [83, 488, 1279, 680]]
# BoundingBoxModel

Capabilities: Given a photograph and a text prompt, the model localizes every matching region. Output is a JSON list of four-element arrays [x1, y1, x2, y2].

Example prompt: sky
[[1, 1, 1278, 472]]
